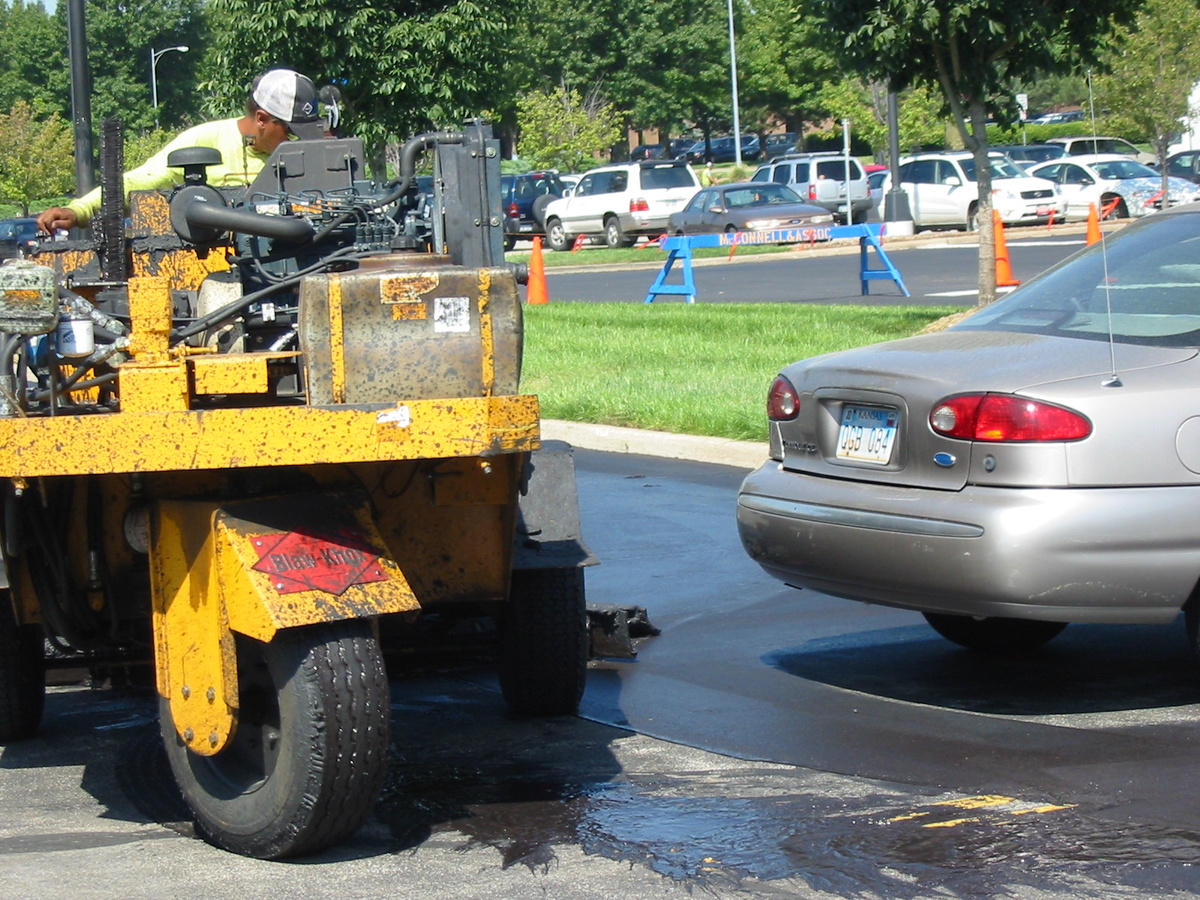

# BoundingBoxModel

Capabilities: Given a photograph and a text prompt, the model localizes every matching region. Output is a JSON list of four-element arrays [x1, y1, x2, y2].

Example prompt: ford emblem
[[933, 452, 956, 468]]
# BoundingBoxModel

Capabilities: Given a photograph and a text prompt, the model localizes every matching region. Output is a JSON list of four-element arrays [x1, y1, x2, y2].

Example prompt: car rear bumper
[[736, 461, 1200, 624]]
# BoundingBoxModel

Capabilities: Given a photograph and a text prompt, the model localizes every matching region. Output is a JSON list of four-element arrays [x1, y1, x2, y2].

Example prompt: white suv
[[887, 151, 1062, 231], [543, 160, 700, 250], [751, 152, 871, 223]]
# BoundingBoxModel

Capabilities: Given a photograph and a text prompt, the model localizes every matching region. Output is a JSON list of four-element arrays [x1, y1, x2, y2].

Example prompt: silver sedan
[[737, 203, 1200, 653], [668, 182, 833, 235]]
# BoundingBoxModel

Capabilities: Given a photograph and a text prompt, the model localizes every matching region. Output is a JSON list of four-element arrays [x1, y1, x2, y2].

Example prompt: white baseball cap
[[252, 68, 323, 137]]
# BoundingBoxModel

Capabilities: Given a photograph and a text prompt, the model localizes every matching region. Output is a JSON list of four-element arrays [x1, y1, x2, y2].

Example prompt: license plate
[[1036, 206, 1053, 216], [836, 405, 897, 464]]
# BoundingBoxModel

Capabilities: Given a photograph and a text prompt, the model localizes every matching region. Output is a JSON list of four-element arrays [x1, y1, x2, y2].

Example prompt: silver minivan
[[751, 152, 871, 223]]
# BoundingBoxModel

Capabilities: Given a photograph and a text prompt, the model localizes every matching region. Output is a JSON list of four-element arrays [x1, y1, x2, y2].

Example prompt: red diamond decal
[[250, 528, 389, 595]]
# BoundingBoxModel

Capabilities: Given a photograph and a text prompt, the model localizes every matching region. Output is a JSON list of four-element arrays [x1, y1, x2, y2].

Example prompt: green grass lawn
[[522, 302, 961, 442]]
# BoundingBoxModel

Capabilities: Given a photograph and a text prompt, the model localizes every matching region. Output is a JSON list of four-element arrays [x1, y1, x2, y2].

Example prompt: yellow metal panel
[[328, 273, 347, 403], [190, 353, 277, 395], [117, 361, 191, 413], [0, 395, 540, 476], [127, 276, 174, 359], [478, 268, 494, 395], [150, 500, 238, 756], [214, 496, 421, 642]]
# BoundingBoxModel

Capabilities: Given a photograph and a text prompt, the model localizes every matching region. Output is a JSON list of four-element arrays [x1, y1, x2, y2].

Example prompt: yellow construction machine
[[0, 116, 594, 858]]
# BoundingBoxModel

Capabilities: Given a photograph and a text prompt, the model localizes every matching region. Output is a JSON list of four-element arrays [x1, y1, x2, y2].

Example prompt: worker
[[699, 160, 717, 187], [36, 67, 323, 234]]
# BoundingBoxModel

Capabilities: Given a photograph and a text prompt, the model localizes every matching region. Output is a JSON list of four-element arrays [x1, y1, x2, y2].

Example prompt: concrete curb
[[541, 419, 768, 471]]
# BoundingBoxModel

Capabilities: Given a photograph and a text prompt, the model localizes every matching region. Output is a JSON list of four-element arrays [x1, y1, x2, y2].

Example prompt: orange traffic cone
[[1086, 203, 1102, 245], [992, 209, 1019, 287], [527, 236, 549, 305]]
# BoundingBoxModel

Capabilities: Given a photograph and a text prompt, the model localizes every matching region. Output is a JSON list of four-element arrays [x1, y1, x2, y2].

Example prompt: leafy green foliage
[[1092, 0, 1200, 165], [203, 0, 512, 172], [515, 86, 621, 172], [0, 101, 75, 215], [0, 2, 62, 117]]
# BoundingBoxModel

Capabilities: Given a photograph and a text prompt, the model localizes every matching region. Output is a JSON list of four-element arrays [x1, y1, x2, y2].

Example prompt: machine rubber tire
[[160, 620, 389, 859], [604, 216, 635, 249], [0, 593, 44, 742], [923, 612, 1067, 653], [499, 567, 588, 716], [546, 218, 571, 252]]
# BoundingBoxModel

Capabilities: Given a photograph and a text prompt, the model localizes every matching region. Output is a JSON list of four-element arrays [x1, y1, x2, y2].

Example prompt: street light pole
[[150, 44, 189, 109], [727, 0, 742, 167]]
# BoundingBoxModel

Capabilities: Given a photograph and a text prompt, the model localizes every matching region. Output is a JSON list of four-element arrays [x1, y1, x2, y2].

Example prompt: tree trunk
[[969, 101, 997, 306]]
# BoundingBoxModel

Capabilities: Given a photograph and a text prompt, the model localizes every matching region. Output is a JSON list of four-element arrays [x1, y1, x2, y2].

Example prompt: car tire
[[546, 218, 571, 253], [532, 194, 556, 229], [1102, 195, 1129, 219], [604, 216, 635, 249], [923, 612, 1067, 653], [966, 205, 980, 232], [503, 235, 516, 252]]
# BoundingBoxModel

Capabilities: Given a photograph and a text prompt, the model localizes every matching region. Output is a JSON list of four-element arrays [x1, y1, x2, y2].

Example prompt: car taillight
[[808, 185, 817, 201], [767, 375, 800, 421], [506, 201, 519, 218], [929, 393, 1091, 441], [629, 198, 650, 213]]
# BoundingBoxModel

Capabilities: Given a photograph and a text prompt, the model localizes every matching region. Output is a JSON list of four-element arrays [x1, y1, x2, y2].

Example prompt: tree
[[808, 0, 1146, 303], [515, 85, 622, 171], [0, 1, 63, 117], [202, 0, 513, 176], [1092, 0, 1200, 188], [0, 101, 76, 214]]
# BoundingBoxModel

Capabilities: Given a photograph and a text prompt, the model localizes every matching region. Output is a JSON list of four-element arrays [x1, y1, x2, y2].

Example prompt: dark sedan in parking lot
[[737, 204, 1200, 656], [667, 182, 833, 235], [0, 217, 38, 260]]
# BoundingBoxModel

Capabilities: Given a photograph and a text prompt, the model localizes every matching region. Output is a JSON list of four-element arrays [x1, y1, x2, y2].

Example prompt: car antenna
[[1087, 70, 1123, 389]]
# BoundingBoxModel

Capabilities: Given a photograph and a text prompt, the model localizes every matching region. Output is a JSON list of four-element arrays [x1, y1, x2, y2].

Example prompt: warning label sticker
[[251, 529, 389, 595], [433, 296, 471, 333]]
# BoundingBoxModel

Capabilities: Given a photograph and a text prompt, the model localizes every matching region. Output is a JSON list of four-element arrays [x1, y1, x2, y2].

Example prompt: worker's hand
[[35, 207, 78, 235]]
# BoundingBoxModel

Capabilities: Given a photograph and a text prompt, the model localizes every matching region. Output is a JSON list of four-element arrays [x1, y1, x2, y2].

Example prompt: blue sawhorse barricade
[[643, 224, 909, 303]]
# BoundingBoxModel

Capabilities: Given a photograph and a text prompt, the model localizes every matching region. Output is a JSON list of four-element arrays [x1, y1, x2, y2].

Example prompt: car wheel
[[1102, 195, 1129, 219], [503, 235, 516, 252], [966, 205, 980, 232], [546, 218, 571, 253], [532, 194, 556, 229], [724, 224, 739, 234], [604, 216, 634, 249], [923, 612, 1067, 653], [851, 208, 869, 225]]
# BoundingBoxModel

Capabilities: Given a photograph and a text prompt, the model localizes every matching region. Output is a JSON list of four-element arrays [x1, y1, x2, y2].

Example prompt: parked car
[[1046, 135, 1155, 165], [1163, 149, 1200, 185], [498, 171, 566, 251], [761, 132, 799, 160], [737, 204, 1200, 655], [751, 152, 872, 224], [991, 143, 1067, 170], [631, 143, 668, 161], [558, 173, 582, 193], [668, 138, 697, 159], [543, 160, 701, 250], [684, 135, 761, 164], [1029, 110, 1084, 125], [666, 182, 833, 235], [1028, 154, 1200, 220], [884, 150, 1062, 231], [0, 217, 38, 260], [866, 169, 889, 212]]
